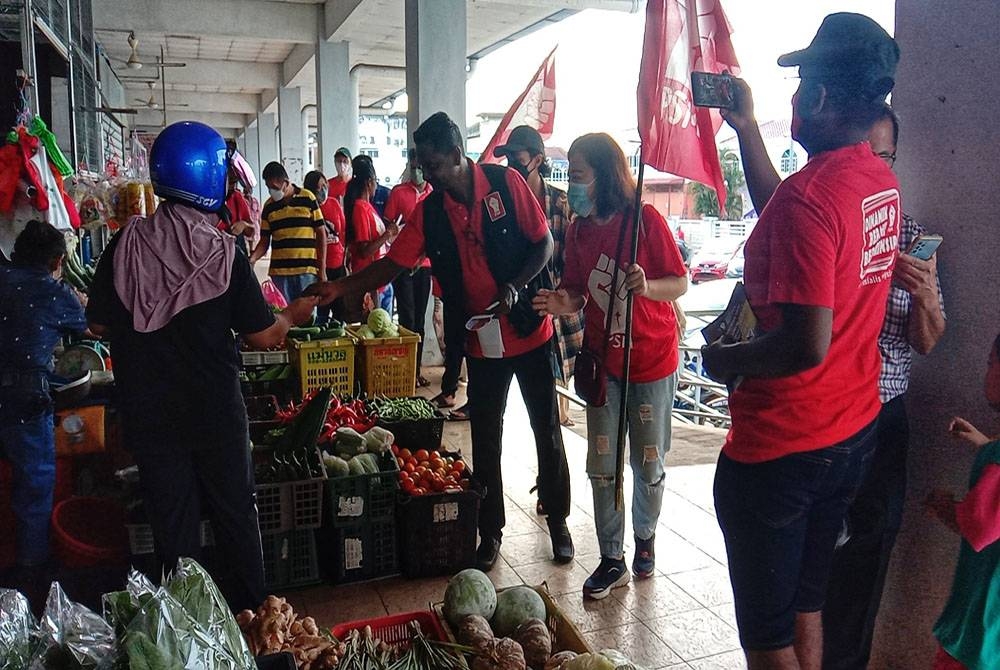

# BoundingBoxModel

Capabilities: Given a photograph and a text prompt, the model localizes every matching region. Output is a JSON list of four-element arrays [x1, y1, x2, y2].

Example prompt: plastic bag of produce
[[29, 582, 115, 669], [122, 586, 250, 670], [165, 558, 255, 668], [102, 571, 157, 670], [0, 589, 37, 670]]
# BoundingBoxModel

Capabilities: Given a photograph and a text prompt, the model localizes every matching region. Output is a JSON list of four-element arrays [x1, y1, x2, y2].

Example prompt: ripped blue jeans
[[586, 372, 678, 559]]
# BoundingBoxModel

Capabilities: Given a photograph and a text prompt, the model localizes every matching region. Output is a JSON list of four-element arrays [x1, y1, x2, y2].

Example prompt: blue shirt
[[0, 266, 88, 374]]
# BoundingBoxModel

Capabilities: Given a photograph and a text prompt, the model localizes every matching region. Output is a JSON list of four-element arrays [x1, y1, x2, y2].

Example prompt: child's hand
[[923, 489, 960, 533], [949, 417, 991, 447]]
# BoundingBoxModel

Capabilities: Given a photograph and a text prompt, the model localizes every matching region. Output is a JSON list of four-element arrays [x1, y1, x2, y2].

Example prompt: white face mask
[[335, 161, 351, 179], [268, 187, 284, 202]]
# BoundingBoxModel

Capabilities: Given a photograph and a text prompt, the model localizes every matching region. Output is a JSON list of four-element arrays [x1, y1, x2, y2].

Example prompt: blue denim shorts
[[713, 420, 877, 651]]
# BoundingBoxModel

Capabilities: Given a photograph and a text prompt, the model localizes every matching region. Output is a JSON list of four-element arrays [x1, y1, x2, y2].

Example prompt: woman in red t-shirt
[[305, 170, 348, 324], [533, 133, 688, 600], [344, 158, 398, 319]]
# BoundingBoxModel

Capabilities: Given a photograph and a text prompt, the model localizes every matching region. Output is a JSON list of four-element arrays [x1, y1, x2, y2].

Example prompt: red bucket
[[51, 496, 128, 568]]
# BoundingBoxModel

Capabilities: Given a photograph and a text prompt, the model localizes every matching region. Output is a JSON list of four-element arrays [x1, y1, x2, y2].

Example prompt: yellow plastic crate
[[348, 325, 420, 398], [288, 336, 357, 398]]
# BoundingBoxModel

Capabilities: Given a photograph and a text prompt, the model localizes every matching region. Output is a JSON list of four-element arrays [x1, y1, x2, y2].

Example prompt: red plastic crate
[[330, 611, 446, 649]]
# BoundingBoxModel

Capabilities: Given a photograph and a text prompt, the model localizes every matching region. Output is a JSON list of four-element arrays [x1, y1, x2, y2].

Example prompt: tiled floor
[[294, 376, 745, 669]]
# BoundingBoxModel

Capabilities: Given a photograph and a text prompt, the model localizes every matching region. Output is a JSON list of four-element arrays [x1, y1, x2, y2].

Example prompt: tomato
[[414, 449, 430, 462], [450, 460, 466, 474], [429, 456, 445, 470], [391, 444, 400, 457], [412, 486, 427, 496], [433, 467, 447, 481], [398, 448, 413, 461], [418, 460, 430, 469], [401, 479, 415, 493], [396, 457, 405, 469], [403, 462, 416, 474], [413, 465, 426, 476], [444, 475, 458, 487], [431, 478, 446, 492]]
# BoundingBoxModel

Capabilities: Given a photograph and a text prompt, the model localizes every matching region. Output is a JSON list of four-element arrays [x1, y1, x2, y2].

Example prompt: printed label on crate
[[307, 349, 348, 364], [338, 495, 364, 518], [373, 346, 408, 359], [433, 502, 460, 523], [344, 537, 363, 570]]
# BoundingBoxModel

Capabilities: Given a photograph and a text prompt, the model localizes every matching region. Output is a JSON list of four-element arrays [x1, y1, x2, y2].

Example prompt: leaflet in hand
[[701, 282, 759, 345]]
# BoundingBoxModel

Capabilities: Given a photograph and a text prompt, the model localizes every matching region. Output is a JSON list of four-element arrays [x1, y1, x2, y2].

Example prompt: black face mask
[[511, 161, 535, 181]]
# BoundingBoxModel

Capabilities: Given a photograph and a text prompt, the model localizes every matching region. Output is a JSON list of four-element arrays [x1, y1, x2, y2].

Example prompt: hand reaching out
[[949, 416, 991, 448], [532, 288, 575, 317]]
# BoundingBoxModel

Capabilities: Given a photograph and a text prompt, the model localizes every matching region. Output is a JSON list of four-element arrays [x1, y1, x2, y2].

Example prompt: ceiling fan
[[113, 32, 186, 70], [133, 82, 189, 110]]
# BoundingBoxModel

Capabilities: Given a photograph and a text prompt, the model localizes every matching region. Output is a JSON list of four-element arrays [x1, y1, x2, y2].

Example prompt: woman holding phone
[[532, 133, 688, 599]]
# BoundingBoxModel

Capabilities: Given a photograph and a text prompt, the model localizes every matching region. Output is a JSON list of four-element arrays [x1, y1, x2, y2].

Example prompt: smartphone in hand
[[908, 234, 943, 261], [691, 71, 735, 109]]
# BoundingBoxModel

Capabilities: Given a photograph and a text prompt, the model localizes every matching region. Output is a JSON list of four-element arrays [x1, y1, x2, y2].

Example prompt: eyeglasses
[[874, 151, 896, 168]]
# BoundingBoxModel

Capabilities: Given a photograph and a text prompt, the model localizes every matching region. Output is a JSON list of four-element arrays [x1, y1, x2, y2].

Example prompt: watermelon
[[491, 586, 546, 638], [442, 569, 497, 627]]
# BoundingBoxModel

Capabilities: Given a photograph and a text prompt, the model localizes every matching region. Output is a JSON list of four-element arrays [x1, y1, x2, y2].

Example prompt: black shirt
[[86, 234, 275, 448]]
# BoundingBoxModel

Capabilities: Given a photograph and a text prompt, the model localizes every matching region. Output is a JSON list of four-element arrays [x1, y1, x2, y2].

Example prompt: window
[[780, 148, 798, 173], [361, 149, 379, 158], [401, 149, 408, 158]]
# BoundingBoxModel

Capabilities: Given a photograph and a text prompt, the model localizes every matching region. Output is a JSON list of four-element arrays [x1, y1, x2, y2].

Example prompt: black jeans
[[467, 342, 571, 540], [316, 265, 349, 326], [132, 429, 265, 612], [822, 397, 909, 669], [393, 267, 431, 372], [441, 300, 466, 398]]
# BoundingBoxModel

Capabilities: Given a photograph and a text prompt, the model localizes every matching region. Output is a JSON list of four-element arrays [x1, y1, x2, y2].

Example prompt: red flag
[[638, 0, 740, 215], [479, 46, 557, 164]]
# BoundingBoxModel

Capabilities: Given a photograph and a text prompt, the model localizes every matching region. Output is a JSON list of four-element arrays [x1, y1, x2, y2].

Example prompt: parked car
[[689, 238, 743, 283], [725, 241, 745, 279]]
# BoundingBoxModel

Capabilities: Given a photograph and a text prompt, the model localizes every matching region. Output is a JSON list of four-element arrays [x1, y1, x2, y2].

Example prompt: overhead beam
[[471, 0, 640, 10], [283, 44, 315, 87], [325, 0, 366, 40], [92, 0, 319, 44], [123, 89, 260, 115], [135, 110, 249, 130], [118, 59, 281, 90]]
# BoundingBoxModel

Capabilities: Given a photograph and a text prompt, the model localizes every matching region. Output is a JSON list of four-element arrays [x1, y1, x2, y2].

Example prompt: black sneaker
[[548, 520, 575, 564], [476, 536, 502, 572], [583, 556, 630, 600], [633, 534, 655, 579]]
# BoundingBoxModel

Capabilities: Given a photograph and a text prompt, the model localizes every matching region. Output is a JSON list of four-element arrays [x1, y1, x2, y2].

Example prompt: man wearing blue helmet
[[86, 122, 318, 611]]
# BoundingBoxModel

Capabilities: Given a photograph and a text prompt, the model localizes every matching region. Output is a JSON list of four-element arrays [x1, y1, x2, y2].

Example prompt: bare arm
[[721, 77, 783, 213], [494, 232, 554, 314], [242, 296, 319, 349], [305, 256, 404, 305], [249, 231, 270, 264], [702, 304, 832, 381], [626, 265, 688, 303], [314, 225, 327, 278], [895, 253, 945, 355]]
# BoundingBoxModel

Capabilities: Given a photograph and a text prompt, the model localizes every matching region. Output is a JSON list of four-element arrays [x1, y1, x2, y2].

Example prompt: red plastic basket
[[52, 496, 128, 568], [330, 611, 447, 649]]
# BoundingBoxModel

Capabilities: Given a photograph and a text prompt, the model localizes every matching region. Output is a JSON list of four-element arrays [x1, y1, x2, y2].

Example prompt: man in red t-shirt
[[328, 147, 352, 203], [700, 13, 901, 669], [386, 148, 434, 387], [307, 112, 574, 571]]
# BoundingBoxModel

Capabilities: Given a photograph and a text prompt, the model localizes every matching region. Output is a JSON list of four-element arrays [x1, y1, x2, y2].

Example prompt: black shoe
[[476, 536, 502, 572], [548, 520, 575, 564], [633, 534, 655, 579], [583, 556, 630, 600]]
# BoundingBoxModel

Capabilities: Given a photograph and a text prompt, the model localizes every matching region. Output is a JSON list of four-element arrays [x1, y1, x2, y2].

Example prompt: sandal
[[432, 392, 457, 409], [560, 416, 575, 427], [416, 375, 431, 388], [448, 404, 470, 422]]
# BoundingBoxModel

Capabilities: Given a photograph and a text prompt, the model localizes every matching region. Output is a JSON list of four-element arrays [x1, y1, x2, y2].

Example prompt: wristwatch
[[504, 282, 520, 305]]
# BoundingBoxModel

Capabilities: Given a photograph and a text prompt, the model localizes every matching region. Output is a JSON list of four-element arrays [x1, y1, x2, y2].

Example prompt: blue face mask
[[568, 180, 595, 217]]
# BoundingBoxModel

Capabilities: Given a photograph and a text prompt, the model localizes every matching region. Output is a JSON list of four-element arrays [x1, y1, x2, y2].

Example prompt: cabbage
[[357, 325, 376, 339], [367, 308, 394, 336]]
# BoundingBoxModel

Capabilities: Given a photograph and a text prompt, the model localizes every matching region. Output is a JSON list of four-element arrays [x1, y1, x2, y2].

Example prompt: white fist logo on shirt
[[587, 253, 628, 338]]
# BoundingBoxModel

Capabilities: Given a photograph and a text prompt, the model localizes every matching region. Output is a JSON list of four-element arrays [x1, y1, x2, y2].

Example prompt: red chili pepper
[[333, 406, 359, 422], [329, 395, 341, 411]]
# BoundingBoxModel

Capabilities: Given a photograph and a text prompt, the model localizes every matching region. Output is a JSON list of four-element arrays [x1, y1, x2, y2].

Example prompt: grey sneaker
[[583, 556, 630, 600]]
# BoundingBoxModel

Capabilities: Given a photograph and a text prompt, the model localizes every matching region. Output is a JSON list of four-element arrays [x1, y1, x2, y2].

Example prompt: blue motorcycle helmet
[[150, 121, 228, 211]]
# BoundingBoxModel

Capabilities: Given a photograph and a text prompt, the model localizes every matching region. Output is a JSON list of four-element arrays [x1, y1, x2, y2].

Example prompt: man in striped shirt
[[250, 162, 327, 301]]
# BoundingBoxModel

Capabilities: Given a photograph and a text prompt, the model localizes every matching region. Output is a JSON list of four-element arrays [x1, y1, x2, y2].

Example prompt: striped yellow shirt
[[261, 187, 323, 276]]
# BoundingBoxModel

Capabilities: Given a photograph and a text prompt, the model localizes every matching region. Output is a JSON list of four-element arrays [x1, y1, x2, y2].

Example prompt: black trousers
[[441, 300, 466, 397], [317, 265, 349, 325], [822, 396, 909, 669], [467, 341, 571, 540], [393, 267, 431, 372], [132, 429, 265, 613]]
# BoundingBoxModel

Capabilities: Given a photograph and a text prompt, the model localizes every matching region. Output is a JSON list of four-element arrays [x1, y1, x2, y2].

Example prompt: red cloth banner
[[479, 46, 557, 164], [637, 0, 740, 214]]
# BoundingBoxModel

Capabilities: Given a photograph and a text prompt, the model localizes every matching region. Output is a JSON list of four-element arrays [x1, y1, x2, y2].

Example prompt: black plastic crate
[[396, 468, 484, 579], [317, 519, 398, 584], [262, 530, 320, 589], [256, 653, 296, 670], [376, 402, 446, 452], [324, 451, 398, 528]]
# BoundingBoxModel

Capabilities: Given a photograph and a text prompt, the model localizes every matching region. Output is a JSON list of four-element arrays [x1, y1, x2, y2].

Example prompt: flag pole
[[614, 147, 646, 511]]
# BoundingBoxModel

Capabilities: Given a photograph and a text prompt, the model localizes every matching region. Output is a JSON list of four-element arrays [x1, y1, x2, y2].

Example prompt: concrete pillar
[[278, 86, 305, 184], [316, 39, 357, 172], [256, 111, 277, 181], [870, 2, 1000, 667], [244, 121, 261, 203], [235, 132, 246, 158], [404, 0, 467, 141]]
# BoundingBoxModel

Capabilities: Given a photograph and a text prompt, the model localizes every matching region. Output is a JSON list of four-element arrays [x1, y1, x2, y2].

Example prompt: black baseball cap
[[778, 13, 899, 98], [493, 125, 544, 158]]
